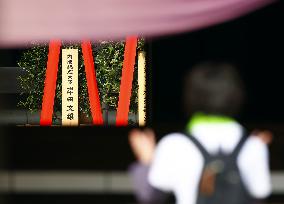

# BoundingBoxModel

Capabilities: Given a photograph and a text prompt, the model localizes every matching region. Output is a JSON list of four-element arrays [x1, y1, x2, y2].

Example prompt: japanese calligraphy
[[62, 49, 78, 126]]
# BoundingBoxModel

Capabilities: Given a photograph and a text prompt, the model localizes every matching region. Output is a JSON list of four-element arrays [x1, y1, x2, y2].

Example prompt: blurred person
[[129, 62, 272, 204]]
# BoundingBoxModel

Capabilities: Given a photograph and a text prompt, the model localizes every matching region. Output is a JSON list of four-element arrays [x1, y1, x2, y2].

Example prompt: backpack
[[186, 132, 253, 204]]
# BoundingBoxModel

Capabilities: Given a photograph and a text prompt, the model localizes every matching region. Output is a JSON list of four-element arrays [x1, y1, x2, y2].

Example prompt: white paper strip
[[62, 49, 79, 126]]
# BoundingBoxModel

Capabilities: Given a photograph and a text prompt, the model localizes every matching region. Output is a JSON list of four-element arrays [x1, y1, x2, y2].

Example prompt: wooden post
[[82, 41, 104, 125], [116, 36, 138, 126], [40, 40, 61, 126]]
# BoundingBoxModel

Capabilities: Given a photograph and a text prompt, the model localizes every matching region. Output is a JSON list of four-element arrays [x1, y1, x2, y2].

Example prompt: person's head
[[183, 61, 245, 118]]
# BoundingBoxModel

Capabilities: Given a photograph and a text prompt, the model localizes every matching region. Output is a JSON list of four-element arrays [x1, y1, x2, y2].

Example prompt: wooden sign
[[62, 49, 79, 126], [138, 51, 146, 126]]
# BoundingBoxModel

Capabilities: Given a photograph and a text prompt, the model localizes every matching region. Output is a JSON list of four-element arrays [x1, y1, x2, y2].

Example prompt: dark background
[[150, 1, 284, 126], [0, 1, 284, 203]]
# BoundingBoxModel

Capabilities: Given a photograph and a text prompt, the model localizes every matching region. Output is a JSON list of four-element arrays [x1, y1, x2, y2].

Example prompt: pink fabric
[[0, 0, 275, 47]]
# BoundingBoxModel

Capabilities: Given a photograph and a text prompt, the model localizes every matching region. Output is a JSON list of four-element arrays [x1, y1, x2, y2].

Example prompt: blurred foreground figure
[[129, 62, 272, 204]]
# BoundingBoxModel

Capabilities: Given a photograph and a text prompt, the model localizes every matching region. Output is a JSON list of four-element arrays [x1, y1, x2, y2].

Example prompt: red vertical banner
[[82, 40, 104, 125], [40, 40, 61, 126], [116, 36, 138, 126]]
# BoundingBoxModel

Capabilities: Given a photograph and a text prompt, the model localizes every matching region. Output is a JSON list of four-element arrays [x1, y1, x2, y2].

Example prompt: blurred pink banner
[[0, 0, 275, 47]]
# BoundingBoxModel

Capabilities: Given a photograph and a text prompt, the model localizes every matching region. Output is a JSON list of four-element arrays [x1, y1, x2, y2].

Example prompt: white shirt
[[148, 122, 271, 204]]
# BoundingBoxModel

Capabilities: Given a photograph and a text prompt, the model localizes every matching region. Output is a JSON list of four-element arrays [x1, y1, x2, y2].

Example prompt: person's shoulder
[[244, 135, 268, 149], [157, 132, 190, 146], [156, 132, 202, 155], [240, 134, 269, 158]]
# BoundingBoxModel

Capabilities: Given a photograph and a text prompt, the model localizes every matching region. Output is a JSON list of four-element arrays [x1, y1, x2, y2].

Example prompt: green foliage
[[17, 40, 145, 122]]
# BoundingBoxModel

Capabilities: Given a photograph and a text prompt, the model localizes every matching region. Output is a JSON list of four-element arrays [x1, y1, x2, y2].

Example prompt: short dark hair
[[183, 61, 245, 117]]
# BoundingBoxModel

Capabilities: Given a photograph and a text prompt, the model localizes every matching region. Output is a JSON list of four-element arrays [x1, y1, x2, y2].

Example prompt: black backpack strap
[[184, 129, 248, 159], [231, 129, 249, 159], [184, 132, 211, 160]]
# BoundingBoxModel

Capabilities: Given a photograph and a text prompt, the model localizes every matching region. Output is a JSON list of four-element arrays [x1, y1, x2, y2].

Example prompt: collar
[[186, 112, 236, 134]]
